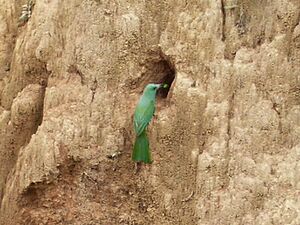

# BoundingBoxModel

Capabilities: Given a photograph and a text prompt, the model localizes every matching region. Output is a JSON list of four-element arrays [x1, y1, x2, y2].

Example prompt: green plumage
[[132, 84, 161, 163], [132, 130, 151, 163]]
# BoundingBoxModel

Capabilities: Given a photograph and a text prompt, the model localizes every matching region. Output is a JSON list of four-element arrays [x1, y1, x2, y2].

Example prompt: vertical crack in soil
[[221, 0, 226, 41]]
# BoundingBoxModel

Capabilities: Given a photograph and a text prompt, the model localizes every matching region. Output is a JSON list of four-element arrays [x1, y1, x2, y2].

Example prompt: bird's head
[[145, 83, 161, 91], [143, 83, 162, 97]]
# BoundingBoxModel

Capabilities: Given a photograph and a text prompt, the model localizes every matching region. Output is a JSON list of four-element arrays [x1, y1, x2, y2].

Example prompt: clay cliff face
[[0, 0, 299, 224]]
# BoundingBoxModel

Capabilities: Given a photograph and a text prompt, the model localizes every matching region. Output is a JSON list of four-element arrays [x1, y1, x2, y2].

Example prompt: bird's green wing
[[134, 100, 155, 136]]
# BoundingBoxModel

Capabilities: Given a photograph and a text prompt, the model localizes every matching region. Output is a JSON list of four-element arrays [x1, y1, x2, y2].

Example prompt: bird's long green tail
[[132, 130, 152, 163]]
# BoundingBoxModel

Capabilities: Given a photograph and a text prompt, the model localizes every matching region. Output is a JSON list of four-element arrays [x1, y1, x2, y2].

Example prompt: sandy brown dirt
[[0, 0, 300, 225]]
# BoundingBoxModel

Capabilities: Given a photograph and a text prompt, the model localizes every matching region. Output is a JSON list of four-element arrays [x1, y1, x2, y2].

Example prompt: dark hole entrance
[[131, 50, 175, 99], [156, 59, 175, 99]]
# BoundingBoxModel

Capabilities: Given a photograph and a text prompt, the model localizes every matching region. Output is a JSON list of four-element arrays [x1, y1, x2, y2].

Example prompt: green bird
[[132, 83, 163, 163]]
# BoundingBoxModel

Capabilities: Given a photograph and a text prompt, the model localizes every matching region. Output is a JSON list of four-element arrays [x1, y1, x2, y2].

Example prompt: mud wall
[[0, 0, 299, 224]]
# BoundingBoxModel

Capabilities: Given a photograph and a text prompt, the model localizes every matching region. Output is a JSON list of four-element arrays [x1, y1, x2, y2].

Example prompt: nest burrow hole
[[149, 57, 175, 99]]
